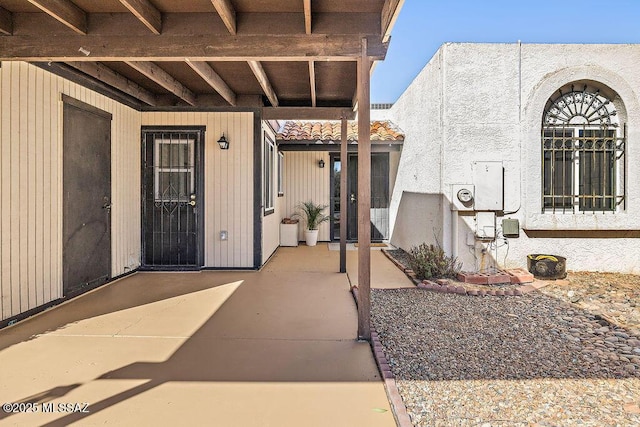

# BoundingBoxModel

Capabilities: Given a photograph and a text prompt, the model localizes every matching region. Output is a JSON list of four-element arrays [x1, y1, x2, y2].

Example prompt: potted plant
[[293, 201, 330, 246]]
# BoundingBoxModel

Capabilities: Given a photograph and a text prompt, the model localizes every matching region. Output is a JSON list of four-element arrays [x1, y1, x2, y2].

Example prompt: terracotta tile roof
[[276, 120, 404, 142]]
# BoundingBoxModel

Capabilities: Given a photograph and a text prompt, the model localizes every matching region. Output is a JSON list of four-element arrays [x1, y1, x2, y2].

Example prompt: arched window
[[542, 83, 626, 213]]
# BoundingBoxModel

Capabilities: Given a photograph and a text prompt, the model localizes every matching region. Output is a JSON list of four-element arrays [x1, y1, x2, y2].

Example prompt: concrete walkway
[[0, 244, 412, 426]]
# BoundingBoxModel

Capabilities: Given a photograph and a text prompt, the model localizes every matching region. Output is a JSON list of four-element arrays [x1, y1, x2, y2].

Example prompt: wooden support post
[[339, 115, 348, 273], [356, 38, 371, 341]]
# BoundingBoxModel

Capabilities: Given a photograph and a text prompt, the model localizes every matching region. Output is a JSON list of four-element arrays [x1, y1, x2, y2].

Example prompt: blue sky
[[371, 0, 640, 103]]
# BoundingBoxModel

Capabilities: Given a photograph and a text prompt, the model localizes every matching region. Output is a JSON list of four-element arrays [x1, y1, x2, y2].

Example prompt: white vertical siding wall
[[262, 124, 282, 264], [283, 151, 331, 242], [0, 61, 141, 321], [141, 112, 254, 268]]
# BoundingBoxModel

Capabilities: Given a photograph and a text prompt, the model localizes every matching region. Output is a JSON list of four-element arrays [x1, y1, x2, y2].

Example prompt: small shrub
[[408, 243, 461, 280]]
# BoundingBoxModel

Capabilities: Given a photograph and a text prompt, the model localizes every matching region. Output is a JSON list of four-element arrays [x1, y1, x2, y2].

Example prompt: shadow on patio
[[0, 245, 404, 426]]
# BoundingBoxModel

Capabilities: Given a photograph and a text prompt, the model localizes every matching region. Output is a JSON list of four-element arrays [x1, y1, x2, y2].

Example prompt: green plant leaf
[[293, 200, 330, 230]]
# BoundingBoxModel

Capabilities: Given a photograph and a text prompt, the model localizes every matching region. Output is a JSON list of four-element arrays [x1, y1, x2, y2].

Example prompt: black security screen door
[[142, 128, 204, 268]]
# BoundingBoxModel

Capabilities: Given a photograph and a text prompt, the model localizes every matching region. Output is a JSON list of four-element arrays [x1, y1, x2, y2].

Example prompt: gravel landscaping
[[540, 272, 640, 338], [371, 288, 640, 426]]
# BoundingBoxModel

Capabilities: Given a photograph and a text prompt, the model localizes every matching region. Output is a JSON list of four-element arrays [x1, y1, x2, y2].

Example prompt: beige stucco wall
[[0, 61, 141, 321], [389, 43, 640, 273], [141, 111, 255, 269]]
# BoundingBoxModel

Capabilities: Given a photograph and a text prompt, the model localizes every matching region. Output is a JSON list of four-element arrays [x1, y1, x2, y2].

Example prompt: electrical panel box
[[472, 161, 504, 211], [475, 212, 496, 240], [451, 184, 475, 211], [501, 218, 520, 238]]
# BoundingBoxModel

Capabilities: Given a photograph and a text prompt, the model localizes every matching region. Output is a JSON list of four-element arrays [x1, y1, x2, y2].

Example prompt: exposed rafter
[[303, 0, 312, 34], [381, 0, 404, 42], [66, 61, 157, 106], [248, 61, 278, 107], [185, 59, 237, 106], [26, 0, 87, 34], [0, 34, 388, 62], [308, 61, 316, 107], [125, 61, 196, 106], [210, 0, 236, 35], [0, 6, 12, 35], [118, 0, 162, 35]]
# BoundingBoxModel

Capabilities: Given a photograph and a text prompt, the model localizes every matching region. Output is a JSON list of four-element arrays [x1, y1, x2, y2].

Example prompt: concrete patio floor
[[0, 244, 413, 426]]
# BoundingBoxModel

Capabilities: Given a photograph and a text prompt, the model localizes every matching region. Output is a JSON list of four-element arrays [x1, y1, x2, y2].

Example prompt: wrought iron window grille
[[541, 85, 626, 214]]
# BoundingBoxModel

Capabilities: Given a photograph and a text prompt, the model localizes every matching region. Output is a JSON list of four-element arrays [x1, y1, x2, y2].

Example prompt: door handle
[[350, 194, 356, 203], [189, 200, 196, 206], [189, 194, 196, 206]]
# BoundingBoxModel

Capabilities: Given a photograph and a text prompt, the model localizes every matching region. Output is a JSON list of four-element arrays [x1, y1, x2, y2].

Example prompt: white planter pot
[[305, 229, 319, 246]]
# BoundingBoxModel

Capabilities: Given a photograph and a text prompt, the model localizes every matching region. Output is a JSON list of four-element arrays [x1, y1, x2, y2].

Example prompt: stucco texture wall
[[388, 49, 445, 249], [389, 43, 640, 273]]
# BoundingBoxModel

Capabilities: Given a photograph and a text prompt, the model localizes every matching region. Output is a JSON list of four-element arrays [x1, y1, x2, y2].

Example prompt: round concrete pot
[[527, 254, 567, 279], [304, 229, 319, 246]]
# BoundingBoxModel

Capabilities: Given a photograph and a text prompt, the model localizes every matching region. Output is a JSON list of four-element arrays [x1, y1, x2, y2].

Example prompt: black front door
[[142, 128, 204, 268], [331, 153, 390, 242], [63, 97, 112, 297], [347, 154, 359, 241]]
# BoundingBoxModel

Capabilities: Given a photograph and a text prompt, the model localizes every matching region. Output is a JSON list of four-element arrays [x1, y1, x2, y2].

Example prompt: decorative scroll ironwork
[[543, 85, 618, 128], [541, 83, 626, 214]]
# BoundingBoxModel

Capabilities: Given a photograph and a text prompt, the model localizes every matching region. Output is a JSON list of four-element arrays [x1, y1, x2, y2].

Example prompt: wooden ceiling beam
[[381, 0, 404, 42], [185, 59, 236, 106], [308, 61, 316, 107], [147, 93, 262, 109], [26, 0, 87, 34], [262, 107, 354, 120], [303, 0, 312, 34], [12, 11, 379, 36], [0, 6, 12, 35], [210, 0, 236, 35], [0, 34, 388, 62], [248, 60, 278, 107], [118, 0, 162, 35], [66, 61, 157, 106], [125, 61, 196, 106]]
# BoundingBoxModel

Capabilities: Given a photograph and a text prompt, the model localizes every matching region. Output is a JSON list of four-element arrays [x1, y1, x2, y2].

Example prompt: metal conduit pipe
[[451, 209, 459, 259]]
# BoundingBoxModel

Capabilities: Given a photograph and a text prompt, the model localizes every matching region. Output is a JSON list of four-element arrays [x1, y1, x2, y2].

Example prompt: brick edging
[[371, 328, 413, 427], [382, 249, 546, 297], [381, 249, 418, 282], [416, 280, 541, 296], [350, 286, 413, 426]]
